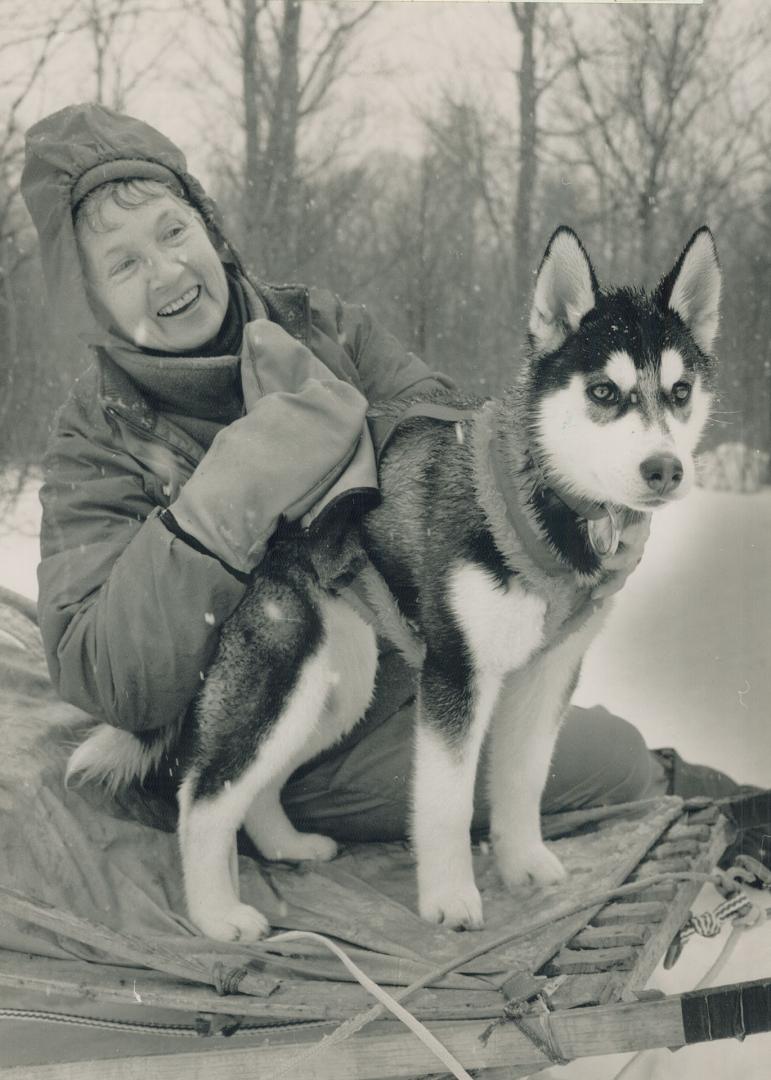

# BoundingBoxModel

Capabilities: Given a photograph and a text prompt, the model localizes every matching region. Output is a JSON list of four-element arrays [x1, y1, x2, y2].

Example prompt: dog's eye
[[588, 382, 619, 405], [672, 381, 692, 405]]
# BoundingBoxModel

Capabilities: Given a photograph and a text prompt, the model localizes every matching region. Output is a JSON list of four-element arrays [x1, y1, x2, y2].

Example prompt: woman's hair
[[73, 178, 193, 234]]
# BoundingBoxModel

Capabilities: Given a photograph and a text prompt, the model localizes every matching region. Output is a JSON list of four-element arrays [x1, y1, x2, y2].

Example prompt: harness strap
[[486, 430, 571, 579], [374, 402, 478, 466]]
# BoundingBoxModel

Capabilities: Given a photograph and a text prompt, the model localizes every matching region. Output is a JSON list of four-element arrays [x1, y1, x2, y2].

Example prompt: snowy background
[[1, 474, 769, 1078]]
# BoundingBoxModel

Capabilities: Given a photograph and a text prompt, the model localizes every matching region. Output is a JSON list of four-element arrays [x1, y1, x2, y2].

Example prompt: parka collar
[[97, 280, 313, 427]]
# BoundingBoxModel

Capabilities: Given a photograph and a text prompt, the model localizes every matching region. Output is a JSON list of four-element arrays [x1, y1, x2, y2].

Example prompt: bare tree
[[79, 0, 182, 110], [508, 3, 585, 313], [184, 0, 375, 277], [0, 1, 82, 480], [554, 2, 771, 280], [510, 3, 538, 312]]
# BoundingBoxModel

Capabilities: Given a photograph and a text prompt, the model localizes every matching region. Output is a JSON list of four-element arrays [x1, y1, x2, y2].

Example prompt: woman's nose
[[145, 249, 182, 287]]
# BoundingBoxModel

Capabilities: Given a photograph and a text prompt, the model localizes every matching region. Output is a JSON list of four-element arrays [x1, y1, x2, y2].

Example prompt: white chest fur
[[448, 562, 547, 677]]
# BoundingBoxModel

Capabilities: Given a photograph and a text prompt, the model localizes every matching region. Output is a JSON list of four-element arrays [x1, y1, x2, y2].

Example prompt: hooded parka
[[22, 104, 450, 733]]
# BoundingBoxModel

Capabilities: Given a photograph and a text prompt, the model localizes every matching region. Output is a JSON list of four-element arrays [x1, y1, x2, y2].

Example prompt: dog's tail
[[65, 724, 174, 795]]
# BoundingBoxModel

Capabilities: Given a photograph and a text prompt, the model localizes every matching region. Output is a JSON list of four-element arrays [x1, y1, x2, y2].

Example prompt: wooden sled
[[1, 795, 769, 1079]]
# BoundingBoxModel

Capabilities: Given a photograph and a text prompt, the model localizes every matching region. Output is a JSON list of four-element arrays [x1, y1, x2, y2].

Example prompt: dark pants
[[283, 696, 666, 843]]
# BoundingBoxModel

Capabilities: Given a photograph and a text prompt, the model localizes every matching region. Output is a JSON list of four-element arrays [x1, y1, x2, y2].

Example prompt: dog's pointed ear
[[529, 227, 598, 356], [655, 227, 721, 354]]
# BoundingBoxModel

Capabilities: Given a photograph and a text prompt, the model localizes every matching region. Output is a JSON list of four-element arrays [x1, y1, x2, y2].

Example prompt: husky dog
[[67, 226, 721, 942]]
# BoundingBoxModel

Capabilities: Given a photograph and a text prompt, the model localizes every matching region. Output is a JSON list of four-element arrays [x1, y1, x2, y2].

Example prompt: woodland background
[[1, 0, 770, 492]]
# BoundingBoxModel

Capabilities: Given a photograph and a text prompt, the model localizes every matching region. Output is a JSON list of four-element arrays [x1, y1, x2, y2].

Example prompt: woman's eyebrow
[[156, 206, 193, 226], [98, 241, 130, 261]]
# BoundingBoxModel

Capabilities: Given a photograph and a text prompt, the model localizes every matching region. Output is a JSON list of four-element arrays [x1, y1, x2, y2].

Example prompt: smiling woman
[[74, 181, 230, 353]]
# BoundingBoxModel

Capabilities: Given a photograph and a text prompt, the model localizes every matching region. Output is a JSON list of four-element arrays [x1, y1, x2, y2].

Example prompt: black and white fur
[[67, 227, 721, 941]]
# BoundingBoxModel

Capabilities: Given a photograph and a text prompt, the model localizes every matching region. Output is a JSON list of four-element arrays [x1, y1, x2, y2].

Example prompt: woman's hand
[[592, 513, 651, 600]]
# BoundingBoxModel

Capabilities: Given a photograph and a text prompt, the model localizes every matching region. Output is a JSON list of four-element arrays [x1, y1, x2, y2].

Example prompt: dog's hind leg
[[243, 595, 378, 862], [412, 649, 497, 930], [488, 612, 604, 892], [180, 592, 377, 942], [179, 646, 340, 942]]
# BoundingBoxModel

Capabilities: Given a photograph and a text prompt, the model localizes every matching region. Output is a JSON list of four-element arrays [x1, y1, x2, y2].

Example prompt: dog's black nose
[[640, 453, 683, 495]]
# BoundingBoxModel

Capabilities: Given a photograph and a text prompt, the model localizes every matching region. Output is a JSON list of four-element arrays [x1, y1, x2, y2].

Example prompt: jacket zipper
[[105, 405, 201, 469]]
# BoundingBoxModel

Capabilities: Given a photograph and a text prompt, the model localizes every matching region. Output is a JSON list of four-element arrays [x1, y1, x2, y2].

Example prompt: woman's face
[[77, 191, 229, 352]]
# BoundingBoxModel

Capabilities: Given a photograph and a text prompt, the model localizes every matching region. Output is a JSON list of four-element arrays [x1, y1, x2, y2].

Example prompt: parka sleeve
[[340, 301, 455, 405], [37, 408, 246, 733], [331, 300, 457, 454]]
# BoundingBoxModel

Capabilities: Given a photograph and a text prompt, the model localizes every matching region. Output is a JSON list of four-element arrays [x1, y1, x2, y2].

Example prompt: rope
[[0, 1007, 334, 1039], [680, 893, 753, 941], [266, 930, 474, 1080], [505, 1002, 570, 1067], [478, 998, 570, 1066], [211, 961, 249, 996], [0, 1009, 199, 1038], [611, 883, 768, 1080]]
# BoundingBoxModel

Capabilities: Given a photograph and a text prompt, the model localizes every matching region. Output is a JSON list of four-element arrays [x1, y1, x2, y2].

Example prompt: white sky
[[4, 0, 764, 191], [15, 1, 519, 179]]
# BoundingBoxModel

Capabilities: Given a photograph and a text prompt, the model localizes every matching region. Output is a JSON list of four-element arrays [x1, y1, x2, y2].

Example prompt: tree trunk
[[413, 153, 431, 358], [241, 0, 261, 268], [259, 0, 301, 276], [512, 4, 538, 320]]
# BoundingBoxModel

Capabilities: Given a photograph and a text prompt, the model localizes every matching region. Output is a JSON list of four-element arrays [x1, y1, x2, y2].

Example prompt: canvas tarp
[[0, 587, 683, 1031]]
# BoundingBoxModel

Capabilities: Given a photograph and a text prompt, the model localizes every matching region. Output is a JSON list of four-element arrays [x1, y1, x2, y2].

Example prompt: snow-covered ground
[[0, 476, 769, 1078], [565, 487, 771, 1080], [0, 473, 41, 600]]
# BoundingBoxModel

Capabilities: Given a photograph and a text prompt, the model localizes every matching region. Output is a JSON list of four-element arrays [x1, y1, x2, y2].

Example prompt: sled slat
[[574, 806, 733, 1005], [0, 954, 503, 1023], [571, 925, 650, 949], [592, 901, 667, 926], [548, 945, 637, 974], [0, 887, 278, 999]]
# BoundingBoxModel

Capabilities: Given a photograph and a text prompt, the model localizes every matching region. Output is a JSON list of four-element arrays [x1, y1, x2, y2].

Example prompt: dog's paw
[[419, 882, 484, 930], [496, 841, 567, 891], [264, 833, 338, 863], [193, 902, 270, 943]]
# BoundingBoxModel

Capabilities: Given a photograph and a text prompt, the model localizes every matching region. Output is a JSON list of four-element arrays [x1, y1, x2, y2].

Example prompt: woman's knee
[[543, 705, 658, 813]]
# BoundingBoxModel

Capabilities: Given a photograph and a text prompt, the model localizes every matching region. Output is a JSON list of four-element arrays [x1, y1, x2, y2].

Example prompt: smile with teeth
[[157, 286, 200, 317]]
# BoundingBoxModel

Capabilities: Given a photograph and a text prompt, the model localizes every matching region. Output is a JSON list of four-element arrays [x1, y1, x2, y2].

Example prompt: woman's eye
[[110, 257, 136, 277], [164, 222, 187, 241], [672, 381, 692, 405], [588, 382, 619, 405]]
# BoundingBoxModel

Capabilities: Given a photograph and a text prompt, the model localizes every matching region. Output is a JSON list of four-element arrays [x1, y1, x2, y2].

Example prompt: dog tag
[[587, 507, 620, 558]]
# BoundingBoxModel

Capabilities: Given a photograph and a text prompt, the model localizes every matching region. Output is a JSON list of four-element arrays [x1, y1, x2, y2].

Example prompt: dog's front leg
[[489, 615, 603, 891], [412, 652, 498, 930]]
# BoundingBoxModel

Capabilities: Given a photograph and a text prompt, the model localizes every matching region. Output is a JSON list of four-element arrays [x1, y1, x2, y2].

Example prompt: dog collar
[[484, 410, 620, 572], [487, 435, 575, 577], [523, 452, 621, 559]]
